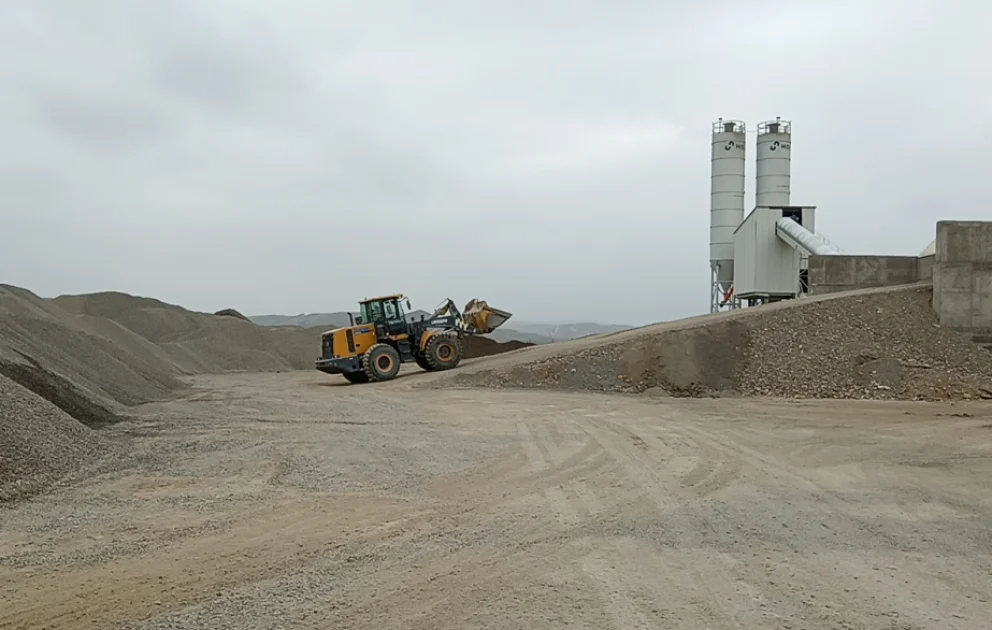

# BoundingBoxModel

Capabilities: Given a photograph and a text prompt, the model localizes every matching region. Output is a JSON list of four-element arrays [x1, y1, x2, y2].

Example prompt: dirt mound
[[50, 290, 319, 374], [1, 287, 322, 397], [214, 308, 250, 322], [443, 285, 992, 401], [1, 287, 183, 409], [0, 285, 327, 499], [0, 373, 114, 502], [0, 355, 122, 428], [462, 336, 533, 359], [0, 284, 328, 500], [736, 287, 992, 400]]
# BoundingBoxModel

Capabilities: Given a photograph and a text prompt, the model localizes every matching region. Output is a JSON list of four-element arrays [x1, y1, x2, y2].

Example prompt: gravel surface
[[0, 374, 116, 502], [441, 285, 992, 401], [3, 372, 992, 629]]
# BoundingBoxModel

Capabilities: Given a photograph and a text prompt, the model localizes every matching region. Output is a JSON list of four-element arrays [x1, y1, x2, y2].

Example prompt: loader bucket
[[463, 299, 512, 334]]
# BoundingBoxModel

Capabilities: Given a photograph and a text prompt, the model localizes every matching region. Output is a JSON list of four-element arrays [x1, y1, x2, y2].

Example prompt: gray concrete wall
[[918, 254, 934, 284], [932, 221, 992, 347], [808, 255, 924, 295]]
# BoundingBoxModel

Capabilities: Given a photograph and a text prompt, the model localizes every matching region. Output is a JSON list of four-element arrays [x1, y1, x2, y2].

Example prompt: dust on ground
[[3, 371, 991, 630]]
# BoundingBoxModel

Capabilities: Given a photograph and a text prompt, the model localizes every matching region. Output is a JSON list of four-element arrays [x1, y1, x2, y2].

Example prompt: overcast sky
[[1, 1, 988, 325]]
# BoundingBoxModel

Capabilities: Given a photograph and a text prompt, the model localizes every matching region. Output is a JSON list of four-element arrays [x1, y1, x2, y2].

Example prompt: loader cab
[[356, 294, 413, 337]]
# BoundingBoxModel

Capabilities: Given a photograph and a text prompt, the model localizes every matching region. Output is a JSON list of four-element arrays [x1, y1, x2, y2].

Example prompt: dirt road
[[3, 371, 992, 629]]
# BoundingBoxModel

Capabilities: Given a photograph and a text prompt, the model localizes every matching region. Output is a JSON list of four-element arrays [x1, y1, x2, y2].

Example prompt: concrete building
[[932, 221, 992, 348]]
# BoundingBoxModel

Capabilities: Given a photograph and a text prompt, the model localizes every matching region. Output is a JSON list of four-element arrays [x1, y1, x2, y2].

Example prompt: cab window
[[360, 301, 384, 323]]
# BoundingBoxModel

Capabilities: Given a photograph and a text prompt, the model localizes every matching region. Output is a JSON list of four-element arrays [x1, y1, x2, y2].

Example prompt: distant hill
[[248, 313, 630, 344]]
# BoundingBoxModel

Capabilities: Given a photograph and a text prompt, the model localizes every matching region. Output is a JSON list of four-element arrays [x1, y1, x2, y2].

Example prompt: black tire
[[414, 354, 433, 371], [424, 334, 462, 371], [363, 343, 402, 382], [343, 371, 369, 384]]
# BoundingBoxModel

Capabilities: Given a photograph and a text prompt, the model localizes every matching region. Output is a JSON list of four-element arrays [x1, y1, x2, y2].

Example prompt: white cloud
[[490, 117, 685, 177]]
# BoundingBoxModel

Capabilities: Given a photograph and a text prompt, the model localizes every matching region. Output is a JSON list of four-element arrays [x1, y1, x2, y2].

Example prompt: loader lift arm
[[430, 298, 511, 335]]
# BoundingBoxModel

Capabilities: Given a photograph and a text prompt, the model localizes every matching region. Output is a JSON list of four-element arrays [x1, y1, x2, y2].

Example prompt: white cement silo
[[755, 118, 791, 207], [709, 119, 746, 312]]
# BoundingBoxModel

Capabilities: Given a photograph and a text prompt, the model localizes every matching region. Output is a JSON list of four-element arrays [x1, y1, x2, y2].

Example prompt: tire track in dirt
[[517, 422, 586, 527], [428, 431, 607, 511], [253, 412, 614, 627], [671, 419, 992, 627], [662, 429, 743, 497], [577, 417, 767, 628], [292, 424, 612, 628], [516, 419, 656, 629], [316, 539, 574, 629], [0, 497, 421, 630]]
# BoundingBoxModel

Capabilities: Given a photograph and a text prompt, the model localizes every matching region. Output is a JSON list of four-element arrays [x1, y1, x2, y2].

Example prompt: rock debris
[[447, 286, 992, 402]]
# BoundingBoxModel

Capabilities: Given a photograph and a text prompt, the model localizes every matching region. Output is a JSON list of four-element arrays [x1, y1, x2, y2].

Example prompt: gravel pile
[[0, 286, 321, 407], [738, 285, 992, 400], [214, 308, 251, 321], [53, 291, 320, 373], [442, 286, 992, 401], [462, 336, 534, 359], [0, 284, 324, 501], [0, 373, 114, 502], [443, 347, 629, 392]]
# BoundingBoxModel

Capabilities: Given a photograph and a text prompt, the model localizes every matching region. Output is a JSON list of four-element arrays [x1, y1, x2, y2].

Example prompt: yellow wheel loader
[[314, 295, 512, 384]]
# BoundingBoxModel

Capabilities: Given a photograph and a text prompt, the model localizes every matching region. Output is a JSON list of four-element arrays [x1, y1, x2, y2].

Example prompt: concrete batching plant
[[705, 119, 992, 348], [708, 118, 839, 312]]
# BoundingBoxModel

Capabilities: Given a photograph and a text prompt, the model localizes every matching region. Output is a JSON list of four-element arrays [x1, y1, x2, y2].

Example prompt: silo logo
[[724, 141, 742, 151], [769, 140, 791, 151]]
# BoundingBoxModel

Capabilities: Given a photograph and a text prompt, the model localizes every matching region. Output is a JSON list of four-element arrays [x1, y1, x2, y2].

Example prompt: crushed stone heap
[[214, 308, 251, 322], [0, 373, 114, 502], [462, 336, 534, 359], [444, 286, 992, 401], [0, 285, 323, 501]]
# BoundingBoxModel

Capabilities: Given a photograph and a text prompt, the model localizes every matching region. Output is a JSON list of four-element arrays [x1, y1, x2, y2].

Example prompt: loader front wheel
[[363, 344, 401, 382], [414, 354, 433, 371], [425, 334, 462, 371]]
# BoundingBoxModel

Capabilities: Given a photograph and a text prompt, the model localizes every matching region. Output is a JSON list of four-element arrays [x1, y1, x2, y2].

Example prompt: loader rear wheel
[[425, 334, 462, 371], [343, 371, 369, 384], [363, 344, 401, 382]]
